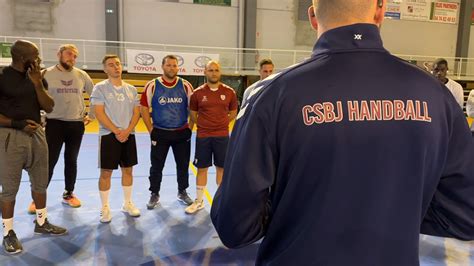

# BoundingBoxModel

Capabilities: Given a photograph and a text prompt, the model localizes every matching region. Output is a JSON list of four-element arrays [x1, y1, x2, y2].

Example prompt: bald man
[[0, 40, 67, 254], [185, 61, 238, 214], [211, 0, 474, 265]]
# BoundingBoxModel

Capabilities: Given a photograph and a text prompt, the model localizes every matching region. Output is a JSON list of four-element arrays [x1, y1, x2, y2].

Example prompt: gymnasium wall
[[0, 0, 468, 59]]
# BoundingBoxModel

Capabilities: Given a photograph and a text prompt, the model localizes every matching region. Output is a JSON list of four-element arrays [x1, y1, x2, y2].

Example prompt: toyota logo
[[175, 55, 184, 67], [194, 56, 212, 68], [135, 53, 155, 66]]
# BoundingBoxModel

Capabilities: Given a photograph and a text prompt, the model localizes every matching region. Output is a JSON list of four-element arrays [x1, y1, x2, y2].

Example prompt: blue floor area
[[0, 133, 473, 265]]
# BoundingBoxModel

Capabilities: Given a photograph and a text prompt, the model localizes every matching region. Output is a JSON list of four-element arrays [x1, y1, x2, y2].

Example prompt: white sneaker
[[122, 202, 140, 217], [185, 199, 204, 214], [100, 206, 112, 223]]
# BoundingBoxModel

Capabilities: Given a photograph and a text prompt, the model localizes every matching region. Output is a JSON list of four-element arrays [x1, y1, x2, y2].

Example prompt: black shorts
[[99, 133, 138, 170], [193, 136, 229, 168]]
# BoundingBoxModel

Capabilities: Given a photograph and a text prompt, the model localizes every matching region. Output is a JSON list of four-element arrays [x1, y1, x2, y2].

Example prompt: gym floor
[[0, 122, 472, 265]]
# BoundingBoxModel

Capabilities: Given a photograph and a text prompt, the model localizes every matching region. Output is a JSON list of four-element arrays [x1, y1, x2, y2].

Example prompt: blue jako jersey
[[151, 77, 189, 129], [211, 23, 474, 266]]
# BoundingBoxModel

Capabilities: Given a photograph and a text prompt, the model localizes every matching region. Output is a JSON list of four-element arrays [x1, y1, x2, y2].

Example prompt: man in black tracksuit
[[211, 1, 474, 265]]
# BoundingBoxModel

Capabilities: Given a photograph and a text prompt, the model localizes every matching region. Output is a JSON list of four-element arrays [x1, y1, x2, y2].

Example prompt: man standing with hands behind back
[[185, 61, 238, 214], [140, 55, 194, 209], [26, 44, 94, 214]]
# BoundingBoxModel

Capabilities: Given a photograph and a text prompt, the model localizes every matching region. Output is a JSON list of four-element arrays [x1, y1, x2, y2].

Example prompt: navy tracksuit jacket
[[211, 24, 474, 266]]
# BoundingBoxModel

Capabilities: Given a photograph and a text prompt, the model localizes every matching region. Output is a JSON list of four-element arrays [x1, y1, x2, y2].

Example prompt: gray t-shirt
[[44, 66, 94, 121]]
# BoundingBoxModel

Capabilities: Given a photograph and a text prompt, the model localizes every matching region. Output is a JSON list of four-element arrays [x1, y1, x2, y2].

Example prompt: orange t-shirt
[[190, 83, 238, 138]]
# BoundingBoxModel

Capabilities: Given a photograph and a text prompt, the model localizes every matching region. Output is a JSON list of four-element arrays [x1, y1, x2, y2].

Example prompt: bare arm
[[124, 106, 141, 134], [140, 106, 153, 133], [190, 110, 198, 127], [83, 72, 95, 121], [93, 105, 120, 135], [188, 117, 195, 131], [29, 66, 54, 113], [229, 110, 237, 121], [0, 113, 39, 135], [0, 113, 12, 127]]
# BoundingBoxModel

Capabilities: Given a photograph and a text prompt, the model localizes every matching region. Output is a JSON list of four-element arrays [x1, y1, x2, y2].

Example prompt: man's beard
[[164, 71, 177, 80], [60, 60, 73, 70]]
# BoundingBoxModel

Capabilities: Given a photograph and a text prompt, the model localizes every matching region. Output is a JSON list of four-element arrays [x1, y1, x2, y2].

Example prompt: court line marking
[[189, 162, 213, 206]]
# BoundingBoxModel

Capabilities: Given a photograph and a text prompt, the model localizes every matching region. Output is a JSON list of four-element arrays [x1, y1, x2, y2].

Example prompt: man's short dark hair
[[433, 58, 448, 67], [259, 59, 274, 69], [102, 54, 120, 65], [162, 55, 178, 65]]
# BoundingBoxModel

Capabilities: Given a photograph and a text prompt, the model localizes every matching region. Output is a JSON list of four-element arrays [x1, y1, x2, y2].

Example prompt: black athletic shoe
[[34, 219, 68, 235], [177, 190, 193, 206], [3, 230, 22, 254], [62, 190, 72, 199], [147, 193, 160, 210]]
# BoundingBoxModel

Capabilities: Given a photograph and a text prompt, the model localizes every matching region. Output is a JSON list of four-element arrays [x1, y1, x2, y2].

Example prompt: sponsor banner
[[0, 43, 12, 66], [401, 0, 431, 21], [430, 2, 459, 24], [472, 9, 474, 25], [385, 0, 401, 19], [389, 0, 460, 23], [193, 0, 231, 6], [0, 43, 12, 58], [126, 49, 219, 76], [0, 58, 12, 66]]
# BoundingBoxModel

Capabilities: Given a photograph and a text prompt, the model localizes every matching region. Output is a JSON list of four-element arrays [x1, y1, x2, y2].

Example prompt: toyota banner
[[126, 49, 220, 76]]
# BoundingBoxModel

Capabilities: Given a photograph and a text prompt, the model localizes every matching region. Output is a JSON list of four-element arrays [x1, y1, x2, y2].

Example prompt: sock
[[122, 185, 132, 204], [36, 208, 47, 226], [2, 218, 13, 236], [63, 190, 72, 199], [100, 190, 110, 208], [196, 186, 205, 202]]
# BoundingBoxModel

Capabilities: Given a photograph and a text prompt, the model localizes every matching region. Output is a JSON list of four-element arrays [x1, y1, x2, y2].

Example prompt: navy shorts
[[193, 136, 229, 168]]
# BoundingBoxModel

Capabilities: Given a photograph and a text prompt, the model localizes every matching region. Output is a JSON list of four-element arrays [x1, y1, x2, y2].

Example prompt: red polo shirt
[[190, 83, 238, 138]]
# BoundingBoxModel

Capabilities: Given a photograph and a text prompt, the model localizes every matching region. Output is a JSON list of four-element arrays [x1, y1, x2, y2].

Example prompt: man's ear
[[308, 5, 318, 31], [374, 0, 386, 26]]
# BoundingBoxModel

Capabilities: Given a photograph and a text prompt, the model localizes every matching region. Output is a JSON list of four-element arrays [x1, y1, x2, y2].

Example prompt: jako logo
[[159, 96, 183, 105]]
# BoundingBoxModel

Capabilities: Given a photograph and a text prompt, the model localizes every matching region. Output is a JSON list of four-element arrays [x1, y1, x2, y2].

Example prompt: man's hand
[[27, 61, 45, 85], [23, 119, 40, 136], [83, 115, 92, 126], [115, 129, 130, 143]]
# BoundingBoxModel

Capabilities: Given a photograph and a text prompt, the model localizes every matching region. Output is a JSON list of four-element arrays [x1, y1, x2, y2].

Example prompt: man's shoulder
[[0, 67, 4, 84], [93, 79, 109, 89], [194, 84, 206, 93], [72, 67, 92, 79], [220, 83, 235, 94], [179, 77, 191, 85], [448, 78, 463, 89], [0, 66, 16, 80], [144, 78, 157, 89], [123, 82, 137, 91], [45, 66, 56, 72]]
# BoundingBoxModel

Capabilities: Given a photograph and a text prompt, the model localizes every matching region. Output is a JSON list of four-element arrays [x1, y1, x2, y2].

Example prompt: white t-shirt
[[444, 78, 464, 109], [466, 89, 474, 131]]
